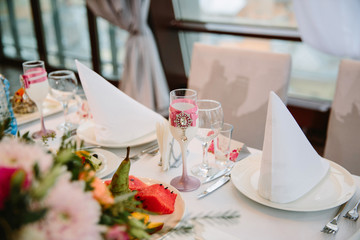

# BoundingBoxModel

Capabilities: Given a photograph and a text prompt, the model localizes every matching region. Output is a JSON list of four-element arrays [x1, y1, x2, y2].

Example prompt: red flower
[[0, 167, 29, 210]]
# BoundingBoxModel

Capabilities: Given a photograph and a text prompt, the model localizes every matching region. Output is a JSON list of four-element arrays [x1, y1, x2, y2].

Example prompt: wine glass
[[48, 70, 78, 131], [191, 99, 223, 178], [169, 89, 200, 192], [22, 60, 56, 139]]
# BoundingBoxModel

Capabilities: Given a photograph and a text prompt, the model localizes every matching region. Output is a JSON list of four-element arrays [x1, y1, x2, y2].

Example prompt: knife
[[197, 174, 231, 199], [203, 165, 233, 184]]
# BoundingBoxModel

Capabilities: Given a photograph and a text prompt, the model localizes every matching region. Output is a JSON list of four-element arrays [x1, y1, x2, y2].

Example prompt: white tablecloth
[[18, 111, 360, 240]]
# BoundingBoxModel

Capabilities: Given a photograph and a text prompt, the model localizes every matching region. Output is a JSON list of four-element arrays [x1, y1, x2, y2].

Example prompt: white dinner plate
[[104, 177, 185, 239], [77, 120, 157, 148], [91, 148, 120, 179], [231, 153, 356, 212]]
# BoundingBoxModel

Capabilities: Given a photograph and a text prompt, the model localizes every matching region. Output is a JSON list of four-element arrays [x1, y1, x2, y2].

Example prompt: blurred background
[[0, 0, 340, 153]]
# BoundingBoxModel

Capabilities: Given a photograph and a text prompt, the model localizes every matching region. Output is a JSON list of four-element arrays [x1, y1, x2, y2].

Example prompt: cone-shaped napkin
[[258, 92, 329, 203], [75, 60, 165, 145]]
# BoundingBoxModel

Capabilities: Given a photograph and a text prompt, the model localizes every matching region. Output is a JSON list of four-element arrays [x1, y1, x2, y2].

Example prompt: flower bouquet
[[0, 119, 160, 240]]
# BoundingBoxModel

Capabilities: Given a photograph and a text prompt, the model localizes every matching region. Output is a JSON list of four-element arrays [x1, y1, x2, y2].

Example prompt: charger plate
[[231, 153, 356, 212]]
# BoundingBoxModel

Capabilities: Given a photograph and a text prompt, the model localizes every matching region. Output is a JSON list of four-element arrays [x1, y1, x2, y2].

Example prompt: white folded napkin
[[258, 92, 330, 203], [75, 60, 165, 145], [156, 120, 171, 171]]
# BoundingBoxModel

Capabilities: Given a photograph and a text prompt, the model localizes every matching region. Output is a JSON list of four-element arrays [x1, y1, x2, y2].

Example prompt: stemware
[[169, 89, 200, 192], [191, 99, 223, 178], [22, 60, 55, 139], [48, 70, 78, 131]]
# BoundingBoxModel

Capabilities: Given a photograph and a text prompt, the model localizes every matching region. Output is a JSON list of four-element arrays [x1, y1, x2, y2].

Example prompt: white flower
[[39, 173, 102, 240], [0, 139, 52, 179]]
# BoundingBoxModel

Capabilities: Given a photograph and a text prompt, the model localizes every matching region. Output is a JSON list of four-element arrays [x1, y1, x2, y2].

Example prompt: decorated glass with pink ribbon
[[22, 60, 55, 139], [169, 89, 200, 191]]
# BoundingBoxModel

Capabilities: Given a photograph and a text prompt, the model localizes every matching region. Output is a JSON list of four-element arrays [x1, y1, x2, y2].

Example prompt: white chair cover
[[324, 59, 360, 175], [188, 43, 291, 149]]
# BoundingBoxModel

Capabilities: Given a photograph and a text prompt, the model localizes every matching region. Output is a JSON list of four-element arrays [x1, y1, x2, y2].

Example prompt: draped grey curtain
[[86, 0, 169, 114]]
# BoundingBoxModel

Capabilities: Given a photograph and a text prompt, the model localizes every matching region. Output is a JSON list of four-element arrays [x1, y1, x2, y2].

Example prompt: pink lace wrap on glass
[[169, 99, 198, 128], [22, 67, 47, 89]]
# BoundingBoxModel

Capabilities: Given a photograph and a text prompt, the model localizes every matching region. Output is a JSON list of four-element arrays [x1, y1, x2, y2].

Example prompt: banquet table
[[18, 110, 360, 240]]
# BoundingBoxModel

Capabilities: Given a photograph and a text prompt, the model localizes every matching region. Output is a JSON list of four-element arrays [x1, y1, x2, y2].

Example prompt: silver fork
[[322, 202, 347, 234], [128, 144, 159, 160], [344, 198, 360, 221]]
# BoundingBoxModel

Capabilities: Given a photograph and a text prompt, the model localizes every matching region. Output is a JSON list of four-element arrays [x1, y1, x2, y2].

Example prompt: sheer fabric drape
[[293, 0, 360, 59], [86, 0, 169, 114]]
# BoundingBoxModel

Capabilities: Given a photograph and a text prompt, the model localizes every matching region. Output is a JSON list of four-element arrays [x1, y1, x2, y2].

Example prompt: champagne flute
[[22, 60, 55, 139], [191, 99, 223, 177], [169, 89, 200, 192], [48, 70, 78, 131]]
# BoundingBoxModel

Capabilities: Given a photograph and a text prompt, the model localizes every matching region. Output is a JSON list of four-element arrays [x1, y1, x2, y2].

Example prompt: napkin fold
[[75, 60, 164, 145], [156, 120, 171, 171], [156, 119, 183, 170], [258, 92, 329, 203]]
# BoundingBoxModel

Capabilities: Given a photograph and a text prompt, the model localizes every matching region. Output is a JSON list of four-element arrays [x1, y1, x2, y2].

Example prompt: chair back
[[188, 43, 291, 149], [324, 59, 360, 175]]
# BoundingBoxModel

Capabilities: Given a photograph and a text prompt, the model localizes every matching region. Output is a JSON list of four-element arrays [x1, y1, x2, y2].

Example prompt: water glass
[[215, 123, 234, 166], [191, 99, 223, 178], [48, 70, 78, 131]]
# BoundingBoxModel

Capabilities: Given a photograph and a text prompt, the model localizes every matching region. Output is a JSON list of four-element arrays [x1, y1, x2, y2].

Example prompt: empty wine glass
[[191, 99, 223, 178], [169, 89, 200, 192], [22, 60, 55, 139], [48, 70, 78, 131]]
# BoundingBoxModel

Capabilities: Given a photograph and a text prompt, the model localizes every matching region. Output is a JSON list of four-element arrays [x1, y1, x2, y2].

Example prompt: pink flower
[[0, 139, 52, 180], [0, 167, 29, 210], [229, 149, 239, 162], [105, 225, 129, 240], [39, 173, 102, 240]]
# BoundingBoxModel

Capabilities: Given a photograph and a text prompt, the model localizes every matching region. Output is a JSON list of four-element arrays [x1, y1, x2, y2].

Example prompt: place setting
[[75, 60, 165, 149], [230, 92, 356, 212]]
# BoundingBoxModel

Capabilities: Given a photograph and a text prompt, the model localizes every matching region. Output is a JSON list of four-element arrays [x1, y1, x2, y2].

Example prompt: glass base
[[191, 163, 219, 178], [57, 122, 78, 132], [32, 129, 56, 139], [170, 175, 201, 192]]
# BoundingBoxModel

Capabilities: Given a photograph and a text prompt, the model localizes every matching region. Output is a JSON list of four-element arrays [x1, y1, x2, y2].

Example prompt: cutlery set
[[322, 197, 360, 235]]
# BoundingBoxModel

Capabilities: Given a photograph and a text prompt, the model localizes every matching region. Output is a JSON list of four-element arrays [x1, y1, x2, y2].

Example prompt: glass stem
[[37, 104, 47, 134], [180, 140, 189, 180], [62, 101, 69, 124], [201, 141, 209, 169]]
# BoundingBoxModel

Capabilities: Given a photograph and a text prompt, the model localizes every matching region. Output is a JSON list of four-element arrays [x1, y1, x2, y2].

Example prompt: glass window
[[0, 0, 129, 82], [40, 0, 91, 70], [173, 0, 341, 103], [173, 0, 296, 28], [180, 32, 340, 102], [97, 18, 128, 80], [0, 0, 38, 59]]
